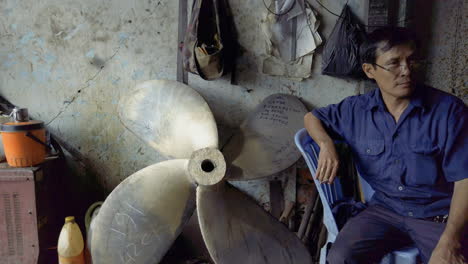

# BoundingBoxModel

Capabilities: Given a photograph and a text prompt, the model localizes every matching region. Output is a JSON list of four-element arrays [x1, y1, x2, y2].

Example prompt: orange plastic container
[[0, 120, 46, 167]]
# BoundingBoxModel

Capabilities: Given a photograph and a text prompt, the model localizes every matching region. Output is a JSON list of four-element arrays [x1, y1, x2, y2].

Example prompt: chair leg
[[320, 244, 329, 264], [380, 253, 393, 264]]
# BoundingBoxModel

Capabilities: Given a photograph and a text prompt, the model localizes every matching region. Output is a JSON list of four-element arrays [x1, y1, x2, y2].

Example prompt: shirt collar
[[409, 84, 426, 110], [365, 88, 386, 111], [365, 84, 427, 112]]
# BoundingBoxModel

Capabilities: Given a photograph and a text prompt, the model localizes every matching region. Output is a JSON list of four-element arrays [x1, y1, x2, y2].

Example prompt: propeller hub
[[201, 159, 215, 172], [188, 148, 226, 186]]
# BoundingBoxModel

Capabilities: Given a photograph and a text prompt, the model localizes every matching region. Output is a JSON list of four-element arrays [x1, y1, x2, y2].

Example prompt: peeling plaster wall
[[0, 0, 367, 191]]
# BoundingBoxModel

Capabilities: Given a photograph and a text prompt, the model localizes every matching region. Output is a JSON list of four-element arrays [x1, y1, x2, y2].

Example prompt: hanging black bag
[[321, 5, 366, 79], [182, 0, 228, 80]]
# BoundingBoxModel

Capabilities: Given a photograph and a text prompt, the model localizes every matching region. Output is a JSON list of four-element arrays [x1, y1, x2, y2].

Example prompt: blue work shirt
[[312, 84, 467, 219]]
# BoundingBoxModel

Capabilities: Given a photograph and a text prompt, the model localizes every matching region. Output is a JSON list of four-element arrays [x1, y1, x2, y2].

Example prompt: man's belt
[[421, 214, 449, 223]]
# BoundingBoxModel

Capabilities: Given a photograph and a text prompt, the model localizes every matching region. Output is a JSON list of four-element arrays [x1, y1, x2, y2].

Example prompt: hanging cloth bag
[[182, 0, 225, 80], [321, 5, 366, 79]]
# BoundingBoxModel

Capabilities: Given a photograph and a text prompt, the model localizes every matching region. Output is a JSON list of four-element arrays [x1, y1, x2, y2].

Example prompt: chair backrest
[[295, 129, 419, 264], [295, 128, 342, 238], [295, 128, 379, 237]]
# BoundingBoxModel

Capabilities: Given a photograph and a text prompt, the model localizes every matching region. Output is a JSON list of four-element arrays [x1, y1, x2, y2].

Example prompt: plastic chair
[[294, 128, 419, 264]]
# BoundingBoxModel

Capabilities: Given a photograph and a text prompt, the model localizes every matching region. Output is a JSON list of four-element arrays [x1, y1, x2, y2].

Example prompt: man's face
[[363, 42, 416, 100]]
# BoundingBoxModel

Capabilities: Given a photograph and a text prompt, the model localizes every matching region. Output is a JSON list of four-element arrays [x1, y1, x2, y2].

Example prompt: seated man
[[304, 27, 467, 264]]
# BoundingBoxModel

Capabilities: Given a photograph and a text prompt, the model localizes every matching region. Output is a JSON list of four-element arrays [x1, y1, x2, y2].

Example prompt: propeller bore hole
[[201, 159, 215, 173]]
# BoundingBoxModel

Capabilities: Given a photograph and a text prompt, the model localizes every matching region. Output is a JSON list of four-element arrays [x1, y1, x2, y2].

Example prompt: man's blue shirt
[[312, 84, 467, 218]]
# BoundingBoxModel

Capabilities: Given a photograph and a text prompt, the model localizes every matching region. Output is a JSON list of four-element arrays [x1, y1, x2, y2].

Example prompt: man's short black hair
[[360, 27, 419, 65]]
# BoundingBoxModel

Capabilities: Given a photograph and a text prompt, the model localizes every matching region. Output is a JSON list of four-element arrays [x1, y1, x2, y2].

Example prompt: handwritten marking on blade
[[125, 202, 145, 216], [111, 228, 127, 236], [116, 213, 137, 229], [124, 251, 136, 264], [126, 243, 143, 257], [141, 233, 153, 245]]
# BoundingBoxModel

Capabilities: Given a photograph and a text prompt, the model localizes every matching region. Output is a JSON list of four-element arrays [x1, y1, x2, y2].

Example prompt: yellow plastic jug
[[58, 216, 85, 264]]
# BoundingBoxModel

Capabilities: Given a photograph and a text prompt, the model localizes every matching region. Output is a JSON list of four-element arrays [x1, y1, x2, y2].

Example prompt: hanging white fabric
[[261, 0, 322, 80]]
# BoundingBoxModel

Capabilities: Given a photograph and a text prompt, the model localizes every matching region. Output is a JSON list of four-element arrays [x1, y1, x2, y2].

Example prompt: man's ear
[[362, 63, 375, 79]]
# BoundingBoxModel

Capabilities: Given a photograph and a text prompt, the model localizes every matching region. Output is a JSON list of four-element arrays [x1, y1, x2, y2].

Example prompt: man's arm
[[304, 112, 339, 184], [429, 178, 468, 264]]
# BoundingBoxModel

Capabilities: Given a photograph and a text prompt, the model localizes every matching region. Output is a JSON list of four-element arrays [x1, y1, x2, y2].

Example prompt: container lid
[[65, 216, 75, 223], [0, 120, 44, 132]]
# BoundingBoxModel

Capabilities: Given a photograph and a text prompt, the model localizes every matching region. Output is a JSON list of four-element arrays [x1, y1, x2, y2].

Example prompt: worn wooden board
[[177, 0, 188, 84]]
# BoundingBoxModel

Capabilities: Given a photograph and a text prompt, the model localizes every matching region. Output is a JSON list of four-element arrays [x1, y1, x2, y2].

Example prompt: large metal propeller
[[197, 183, 312, 264], [119, 80, 218, 158], [90, 80, 311, 263], [90, 159, 196, 263], [222, 94, 307, 180]]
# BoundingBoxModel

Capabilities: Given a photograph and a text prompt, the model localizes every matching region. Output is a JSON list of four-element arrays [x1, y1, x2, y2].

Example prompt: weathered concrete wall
[[0, 0, 179, 190], [0, 0, 366, 191], [408, 0, 467, 103], [2, 0, 465, 193]]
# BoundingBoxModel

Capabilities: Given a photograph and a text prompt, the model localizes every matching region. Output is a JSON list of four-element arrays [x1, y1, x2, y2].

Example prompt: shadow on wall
[[406, 0, 435, 82]]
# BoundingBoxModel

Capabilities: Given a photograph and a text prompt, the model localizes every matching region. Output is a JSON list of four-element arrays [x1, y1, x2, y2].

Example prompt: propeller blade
[[223, 94, 307, 180], [90, 159, 196, 264], [119, 80, 218, 158], [197, 183, 312, 264]]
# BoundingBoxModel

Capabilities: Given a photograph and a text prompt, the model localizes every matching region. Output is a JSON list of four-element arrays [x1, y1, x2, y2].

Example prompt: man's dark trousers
[[326, 204, 468, 264]]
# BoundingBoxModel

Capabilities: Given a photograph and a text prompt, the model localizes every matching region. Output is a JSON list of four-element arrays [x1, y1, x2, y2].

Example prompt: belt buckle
[[433, 215, 448, 223]]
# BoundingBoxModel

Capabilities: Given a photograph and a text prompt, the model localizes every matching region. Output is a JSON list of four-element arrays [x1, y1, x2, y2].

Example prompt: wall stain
[[86, 49, 95, 58], [92, 34, 111, 42]]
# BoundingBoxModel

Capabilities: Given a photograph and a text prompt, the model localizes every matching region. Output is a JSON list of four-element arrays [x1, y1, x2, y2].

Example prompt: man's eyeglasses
[[372, 60, 424, 74]]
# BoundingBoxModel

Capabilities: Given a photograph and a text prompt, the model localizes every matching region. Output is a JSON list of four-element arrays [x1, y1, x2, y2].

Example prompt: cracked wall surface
[[0, 0, 179, 190], [0, 0, 464, 193]]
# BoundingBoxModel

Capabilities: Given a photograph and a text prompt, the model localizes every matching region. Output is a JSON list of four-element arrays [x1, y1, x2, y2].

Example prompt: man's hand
[[304, 112, 340, 184], [430, 178, 468, 264], [429, 236, 466, 264], [316, 141, 339, 184]]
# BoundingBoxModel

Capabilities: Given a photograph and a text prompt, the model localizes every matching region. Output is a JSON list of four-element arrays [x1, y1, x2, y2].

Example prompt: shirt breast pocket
[[406, 142, 440, 186], [354, 139, 385, 176]]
